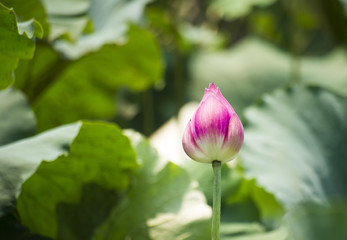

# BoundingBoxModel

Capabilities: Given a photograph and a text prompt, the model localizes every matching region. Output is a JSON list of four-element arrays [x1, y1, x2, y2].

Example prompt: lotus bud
[[182, 83, 244, 163]]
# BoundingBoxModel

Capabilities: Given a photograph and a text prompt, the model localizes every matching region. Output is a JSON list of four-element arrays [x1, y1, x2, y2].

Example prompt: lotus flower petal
[[182, 83, 244, 163]]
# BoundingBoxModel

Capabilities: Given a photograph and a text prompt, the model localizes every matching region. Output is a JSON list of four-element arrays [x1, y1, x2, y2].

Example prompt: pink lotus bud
[[182, 83, 244, 163]]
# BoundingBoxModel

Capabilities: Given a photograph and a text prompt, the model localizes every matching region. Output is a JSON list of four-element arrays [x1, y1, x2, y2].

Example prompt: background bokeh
[[1, 0, 347, 239]]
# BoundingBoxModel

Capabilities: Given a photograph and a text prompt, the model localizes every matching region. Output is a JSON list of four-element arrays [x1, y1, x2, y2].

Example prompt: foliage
[[1, 0, 347, 239], [0, 3, 42, 89]]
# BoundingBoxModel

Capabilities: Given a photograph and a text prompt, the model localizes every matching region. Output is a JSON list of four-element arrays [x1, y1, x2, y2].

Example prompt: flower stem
[[212, 160, 221, 240]]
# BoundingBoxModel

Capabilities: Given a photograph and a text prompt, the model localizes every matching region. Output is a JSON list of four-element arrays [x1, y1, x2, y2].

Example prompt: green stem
[[212, 160, 221, 240]]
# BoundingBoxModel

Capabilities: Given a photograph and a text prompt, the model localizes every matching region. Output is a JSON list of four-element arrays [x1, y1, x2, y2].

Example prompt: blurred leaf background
[[1, 0, 347, 239]]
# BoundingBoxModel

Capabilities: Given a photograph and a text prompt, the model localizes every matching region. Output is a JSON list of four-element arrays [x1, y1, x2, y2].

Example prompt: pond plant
[[183, 83, 244, 239]]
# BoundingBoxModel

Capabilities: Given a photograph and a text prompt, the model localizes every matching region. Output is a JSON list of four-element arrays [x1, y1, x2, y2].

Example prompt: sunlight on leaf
[[0, 122, 81, 216], [42, 0, 152, 59], [17, 122, 138, 238], [0, 88, 36, 146], [93, 130, 211, 240], [241, 86, 347, 209], [1, 0, 49, 38], [17, 19, 43, 39], [0, 3, 43, 89]]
